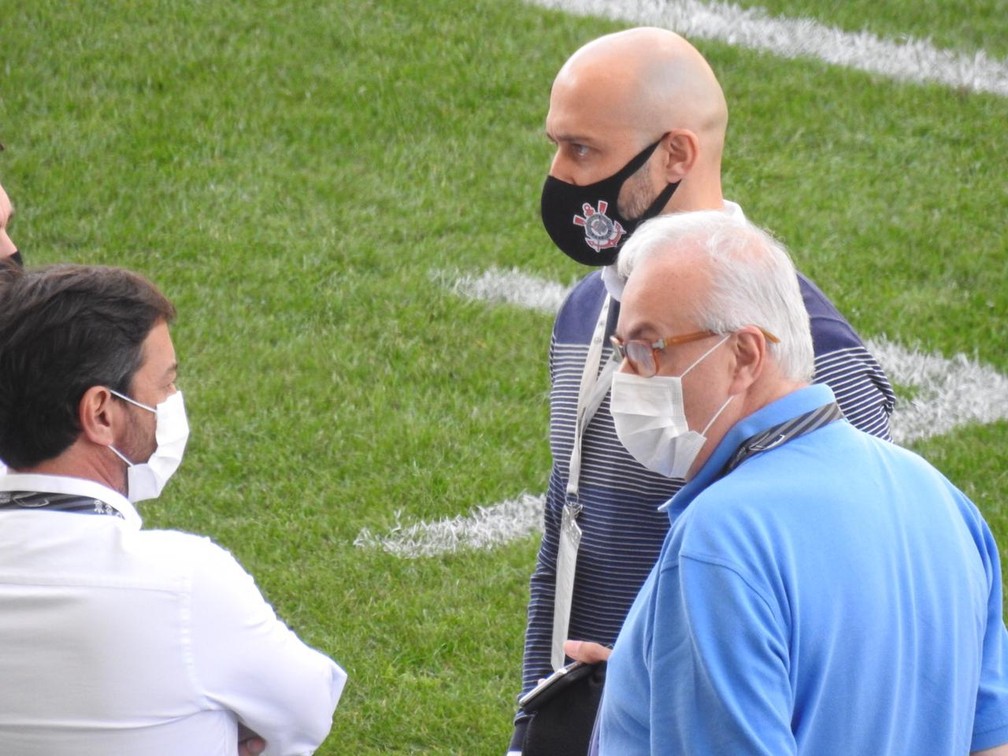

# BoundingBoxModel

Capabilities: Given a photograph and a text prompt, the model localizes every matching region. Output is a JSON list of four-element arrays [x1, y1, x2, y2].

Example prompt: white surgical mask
[[610, 336, 731, 478], [108, 390, 189, 502]]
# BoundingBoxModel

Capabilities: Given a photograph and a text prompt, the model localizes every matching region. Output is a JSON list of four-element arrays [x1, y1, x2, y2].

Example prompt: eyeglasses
[[610, 328, 780, 378], [610, 330, 718, 378]]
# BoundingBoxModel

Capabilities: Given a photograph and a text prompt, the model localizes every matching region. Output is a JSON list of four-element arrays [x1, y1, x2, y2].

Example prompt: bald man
[[510, 28, 895, 753]]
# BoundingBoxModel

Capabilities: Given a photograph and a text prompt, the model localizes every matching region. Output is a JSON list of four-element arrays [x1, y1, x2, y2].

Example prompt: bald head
[[555, 28, 726, 151], [546, 28, 728, 212]]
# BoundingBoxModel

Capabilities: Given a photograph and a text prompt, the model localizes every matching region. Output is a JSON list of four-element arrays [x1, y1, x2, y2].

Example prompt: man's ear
[[79, 386, 117, 446], [659, 130, 699, 182], [728, 328, 766, 394]]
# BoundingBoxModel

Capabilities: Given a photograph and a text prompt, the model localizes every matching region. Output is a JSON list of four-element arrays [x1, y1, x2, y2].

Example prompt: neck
[[666, 178, 724, 213], [737, 380, 810, 422], [20, 442, 128, 497], [667, 155, 725, 212]]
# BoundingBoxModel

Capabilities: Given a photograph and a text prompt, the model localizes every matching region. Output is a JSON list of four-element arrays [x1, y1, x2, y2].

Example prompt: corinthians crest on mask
[[573, 200, 626, 252]]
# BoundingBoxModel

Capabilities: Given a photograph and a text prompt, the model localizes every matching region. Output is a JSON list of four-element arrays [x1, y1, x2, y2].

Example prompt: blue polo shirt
[[600, 385, 1008, 754]]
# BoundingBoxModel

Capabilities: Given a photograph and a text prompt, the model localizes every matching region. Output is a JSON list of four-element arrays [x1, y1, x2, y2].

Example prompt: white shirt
[[0, 473, 346, 756]]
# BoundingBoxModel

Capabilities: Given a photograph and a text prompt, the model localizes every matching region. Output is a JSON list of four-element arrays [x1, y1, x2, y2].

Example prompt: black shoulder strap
[[722, 402, 844, 476]]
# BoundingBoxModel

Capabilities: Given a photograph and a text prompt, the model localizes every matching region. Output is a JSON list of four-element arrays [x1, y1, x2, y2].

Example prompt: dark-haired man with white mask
[[0, 263, 345, 756]]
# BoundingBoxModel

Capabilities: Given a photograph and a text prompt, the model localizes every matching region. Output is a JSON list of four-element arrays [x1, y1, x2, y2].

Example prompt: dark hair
[[0, 262, 176, 468]]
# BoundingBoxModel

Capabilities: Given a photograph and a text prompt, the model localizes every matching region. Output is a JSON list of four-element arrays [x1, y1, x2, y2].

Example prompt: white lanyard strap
[[552, 294, 615, 670], [567, 294, 613, 500]]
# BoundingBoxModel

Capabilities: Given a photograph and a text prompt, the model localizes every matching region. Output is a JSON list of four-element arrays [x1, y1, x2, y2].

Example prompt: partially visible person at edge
[[575, 210, 1008, 754], [0, 178, 25, 477], [0, 179, 23, 265], [0, 263, 346, 756], [508, 27, 896, 752]]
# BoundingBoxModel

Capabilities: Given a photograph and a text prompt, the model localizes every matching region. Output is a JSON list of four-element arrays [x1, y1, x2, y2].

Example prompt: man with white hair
[[581, 210, 1008, 753]]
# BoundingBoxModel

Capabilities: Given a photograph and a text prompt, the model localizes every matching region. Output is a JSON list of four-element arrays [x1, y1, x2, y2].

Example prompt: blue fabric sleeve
[[971, 514, 1008, 750], [654, 555, 796, 755]]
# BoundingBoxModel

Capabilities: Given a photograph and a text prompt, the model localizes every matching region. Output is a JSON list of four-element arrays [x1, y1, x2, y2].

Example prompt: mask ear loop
[[701, 394, 734, 436], [106, 388, 151, 469], [679, 334, 733, 436], [107, 444, 135, 467], [679, 334, 731, 377], [108, 388, 156, 414]]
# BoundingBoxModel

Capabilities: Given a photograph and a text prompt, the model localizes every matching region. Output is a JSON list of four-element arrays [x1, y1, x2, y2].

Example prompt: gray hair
[[616, 211, 814, 382]]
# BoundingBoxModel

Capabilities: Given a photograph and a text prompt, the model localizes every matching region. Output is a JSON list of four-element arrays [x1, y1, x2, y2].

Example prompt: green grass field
[[2, 0, 1007, 752]]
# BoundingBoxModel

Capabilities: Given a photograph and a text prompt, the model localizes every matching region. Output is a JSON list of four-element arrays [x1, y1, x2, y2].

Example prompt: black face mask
[[540, 139, 680, 267]]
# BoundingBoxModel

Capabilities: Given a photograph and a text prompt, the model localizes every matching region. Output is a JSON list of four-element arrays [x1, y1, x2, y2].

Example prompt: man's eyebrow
[[624, 322, 661, 341], [546, 130, 589, 144], [613, 317, 667, 350], [544, 123, 595, 145]]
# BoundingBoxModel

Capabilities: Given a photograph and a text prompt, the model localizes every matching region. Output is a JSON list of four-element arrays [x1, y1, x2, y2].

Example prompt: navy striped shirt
[[518, 268, 895, 701]]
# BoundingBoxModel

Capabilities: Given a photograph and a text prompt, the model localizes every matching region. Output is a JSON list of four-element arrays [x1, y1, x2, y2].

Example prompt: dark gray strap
[[722, 402, 844, 476], [0, 490, 124, 518]]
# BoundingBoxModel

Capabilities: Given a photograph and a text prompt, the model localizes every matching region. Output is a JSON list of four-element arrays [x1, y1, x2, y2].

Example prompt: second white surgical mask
[[108, 390, 189, 502], [610, 335, 730, 478]]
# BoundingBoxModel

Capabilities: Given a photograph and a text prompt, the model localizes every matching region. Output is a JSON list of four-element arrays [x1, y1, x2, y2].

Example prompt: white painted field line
[[352, 493, 544, 558], [447, 267, 572, 314], [867, 338, 1008, 445], [354, 269, 1008, 558], [525, 0, 1008, 97]]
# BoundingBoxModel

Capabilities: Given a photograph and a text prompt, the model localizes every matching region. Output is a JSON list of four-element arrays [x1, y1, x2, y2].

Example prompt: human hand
[[238, 723, 267, 756], [563, 639, 612, 664], [238, 737, 266, 756]]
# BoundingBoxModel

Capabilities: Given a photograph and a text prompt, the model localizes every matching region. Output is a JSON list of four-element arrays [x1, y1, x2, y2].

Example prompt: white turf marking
[[355, 269, 1008, 558], [524, 0, 1008, 97], [447, 267, 572, 314], [352, 494, 545, 558], [867, 338, 1008, 446]]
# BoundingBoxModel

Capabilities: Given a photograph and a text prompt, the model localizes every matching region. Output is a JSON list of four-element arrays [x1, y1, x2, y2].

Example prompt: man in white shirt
[[0, 263, 346, 755]]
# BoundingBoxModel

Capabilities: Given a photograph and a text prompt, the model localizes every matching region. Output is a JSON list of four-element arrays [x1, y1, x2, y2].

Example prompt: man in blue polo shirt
[[579, 209, 1008, 753]]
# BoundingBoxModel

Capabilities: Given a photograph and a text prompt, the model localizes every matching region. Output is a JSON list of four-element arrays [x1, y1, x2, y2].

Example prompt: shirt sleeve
[[798, 273, 895, 441], [652, 555, 796, 755], [518, 301, 581, 701], [187, 540, 346, 756], [519, 471, 564, 690], [971, 518, 1008, 750], [510, 335, 564, 749]]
